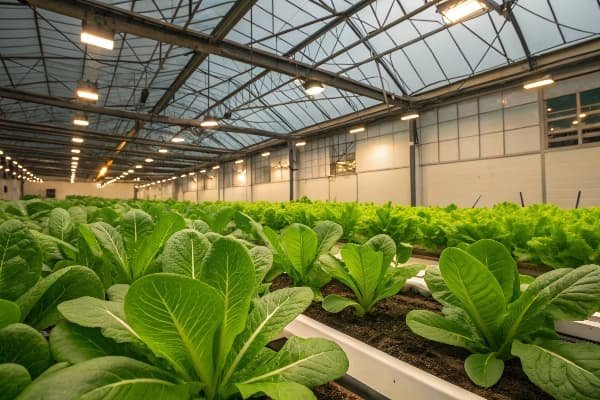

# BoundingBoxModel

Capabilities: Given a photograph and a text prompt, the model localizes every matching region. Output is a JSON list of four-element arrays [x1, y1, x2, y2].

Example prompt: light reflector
[[200, 116, 219, 128], [401, 112, 420, 121]]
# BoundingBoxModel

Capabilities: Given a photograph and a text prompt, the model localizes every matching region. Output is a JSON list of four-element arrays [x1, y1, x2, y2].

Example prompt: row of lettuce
[[16, 195, 600, 269], [0, 197, 599, 399]]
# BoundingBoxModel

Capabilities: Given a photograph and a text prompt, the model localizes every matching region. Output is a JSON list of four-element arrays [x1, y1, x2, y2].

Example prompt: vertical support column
[[288, 140, 296, 201], [409, 119, 418, 207]]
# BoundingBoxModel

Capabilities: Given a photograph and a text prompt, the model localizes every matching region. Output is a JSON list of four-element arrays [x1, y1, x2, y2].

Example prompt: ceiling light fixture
[[200, 54, 220, 128], [98, 166, 108, 177], [437, 0, 488, 24], [81, 17, 114, 50], [76, 81, 99, 102], [72, 156, 79, 161], [234, 159, 244, 164], [72, 114, 89, 126], [145, 158, 154, 163], [261, 152, 271, 157], [401, 112, 420, 121], [135, 164, 142, 169], [523, 76, 554, 90], [72, 137, 84, 143], [295, 141, 307, 147], [200, 116, 219, 128], [200, 169, 206, 173], [212, 165, 220, 170], [349, 126, 365, 134], [71, 149, 81, 154], [158, 148, 168, 153], [171, 137, 185, 143], [188, 172, 195, 176], [304, 80, 324, 96]]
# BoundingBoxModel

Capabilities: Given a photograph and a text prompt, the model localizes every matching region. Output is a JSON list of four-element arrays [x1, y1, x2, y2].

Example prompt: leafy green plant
[[28, 236, 348, 400], [271, 221, 343, 293], [321, 235, 423, 316], [82, 210, 185, 283], [407, 239, 600, 399]]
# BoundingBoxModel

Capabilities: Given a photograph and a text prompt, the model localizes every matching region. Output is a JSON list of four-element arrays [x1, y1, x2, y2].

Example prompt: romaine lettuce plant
[[82, 210, 185, 283], [25, 236, 348, 400], [321, 235, 423, 316], [407, 239, 600, 399]]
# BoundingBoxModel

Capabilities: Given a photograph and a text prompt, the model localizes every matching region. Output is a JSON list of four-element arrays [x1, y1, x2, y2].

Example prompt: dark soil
[[314, 382, 364, 400], [272, 276, 553, 400]]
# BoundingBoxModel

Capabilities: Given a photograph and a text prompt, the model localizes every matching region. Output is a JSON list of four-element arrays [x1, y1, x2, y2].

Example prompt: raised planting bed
[[273, 277, 552, 400]]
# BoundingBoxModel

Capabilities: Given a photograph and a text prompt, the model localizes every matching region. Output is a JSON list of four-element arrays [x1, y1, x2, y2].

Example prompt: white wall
[[252, 182, 289, 202], [420, 154, 543, 207], [0, 179, 22, 200], [545, 147, 600, 207], [24, 180, 134, 200]]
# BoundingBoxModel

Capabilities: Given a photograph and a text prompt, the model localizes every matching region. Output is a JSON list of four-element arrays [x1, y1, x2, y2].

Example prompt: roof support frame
[[0, 87, 285, 139], [25, 0, 404, 104]]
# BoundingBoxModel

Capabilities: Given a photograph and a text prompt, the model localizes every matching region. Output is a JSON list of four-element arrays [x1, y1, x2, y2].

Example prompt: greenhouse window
[[330, 134, 356, 176], [545, 87, 600, 148]]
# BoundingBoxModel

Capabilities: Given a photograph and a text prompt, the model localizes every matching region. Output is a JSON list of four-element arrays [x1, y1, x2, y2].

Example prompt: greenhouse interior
[[0, 0, 599, 399]]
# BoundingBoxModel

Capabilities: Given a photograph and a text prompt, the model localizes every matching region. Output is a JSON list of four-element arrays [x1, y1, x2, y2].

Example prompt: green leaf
[[464, 353, 504, 388], [0, 299, 20, 329], [250, 245, 273, 287], [237, 381, 316, 400], [501, 266, 600, 355], [106, 284, 129, 302], [318, 254, 359, 293], [281, 224, 318, 278], [48, 208, 73, 241], [322, 295, 362, 315], [223, 288, 313, 385], [16, 265, 104, 330], [199, 237, 255, 371], [512, 340, 600, 400], [16, 356, 196, 400], [341, 243, 383, 305], [68, 206, 88, 224], [124, 273, 224, 383], [543, 265, 600, 321], [50, 320, 137, 364], [396, 242, 413, 263], [89, 222, 129, 281], [374, 264, 424, 303], [58, 296, 140, 343], [120, 209, 154, 267], [132, 212, 185, 279], [238, 337, 348, 387], [187, 219, 211, 234], [0, 323, 51, 378], [406, 310, 486, 352], [314, 221, 343, 256], [439, 247, 505, 347], [365, 234, 396, 268], [424, 266, 461, 308], [466, 239, 519, 302], [0, 363, 31, 400], [0, 220, 43, 300], [162, 229, 210, 279]]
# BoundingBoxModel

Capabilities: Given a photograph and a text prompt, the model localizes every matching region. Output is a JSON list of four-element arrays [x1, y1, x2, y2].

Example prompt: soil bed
[[272, 276, 552, 400], [313, 382, 364, 400]]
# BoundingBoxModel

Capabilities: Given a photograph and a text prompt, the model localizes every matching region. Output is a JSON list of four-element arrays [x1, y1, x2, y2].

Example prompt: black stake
[[575, 190, 582, 209], [519, 191, 525, 207], [472, 194, 482, 208]]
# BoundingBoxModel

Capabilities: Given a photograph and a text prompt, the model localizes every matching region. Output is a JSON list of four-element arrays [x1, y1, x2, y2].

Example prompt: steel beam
[[151, 0, 257, 114], [25, 0, 402, 103], [0, 119, 232, 154], [0, 87, 285, 139]]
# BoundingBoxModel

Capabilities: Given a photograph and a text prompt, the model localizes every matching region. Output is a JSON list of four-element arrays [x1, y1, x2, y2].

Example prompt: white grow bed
[[283, 315, 484, 400]]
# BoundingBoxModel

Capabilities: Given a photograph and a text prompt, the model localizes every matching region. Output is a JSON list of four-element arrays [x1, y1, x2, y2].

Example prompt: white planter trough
[[283, 315, 485, 400]]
